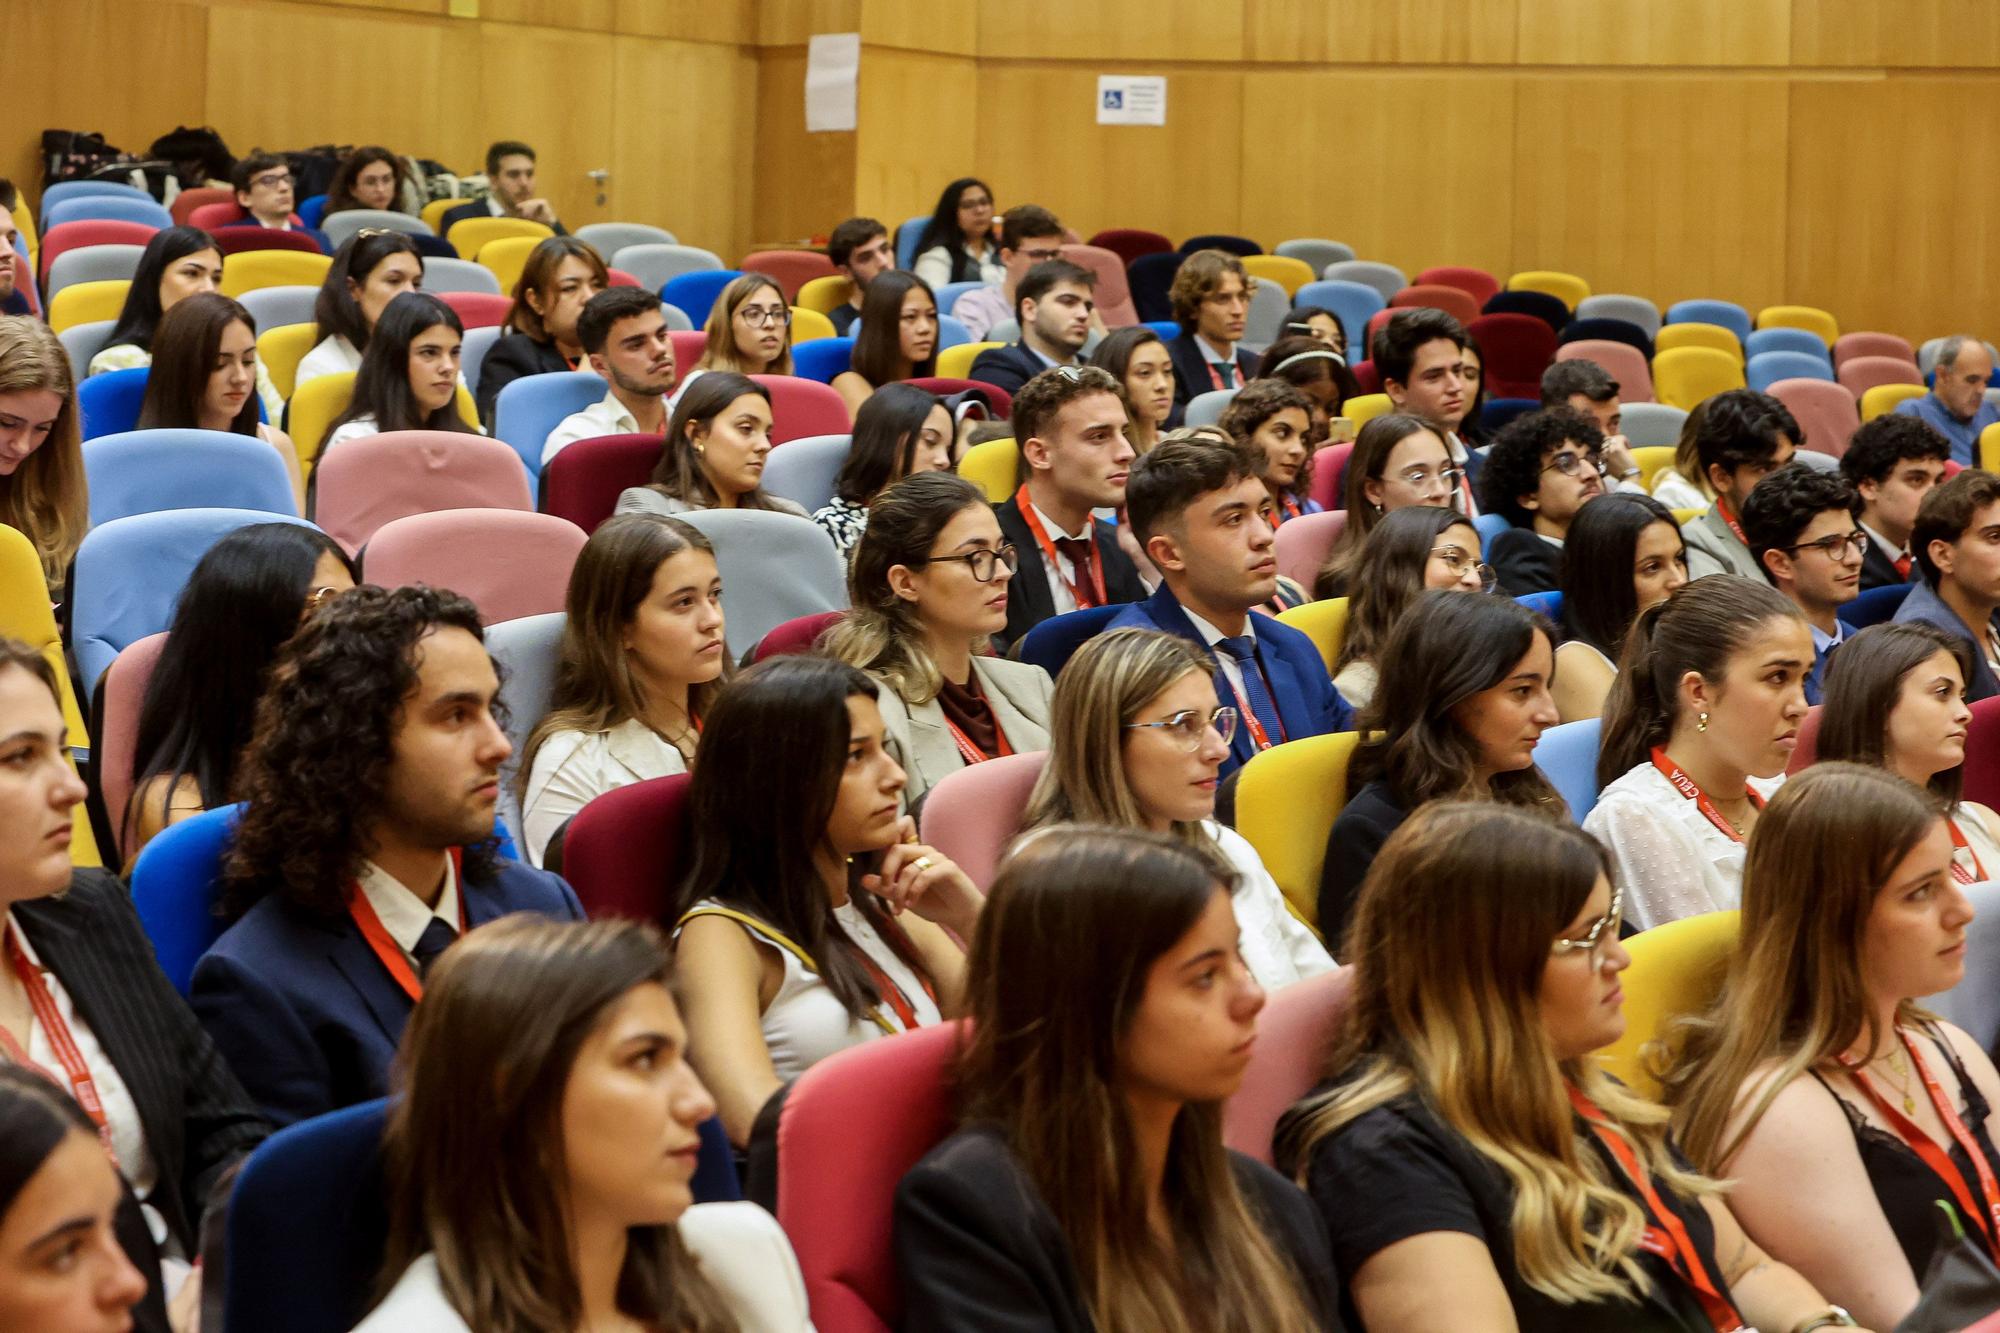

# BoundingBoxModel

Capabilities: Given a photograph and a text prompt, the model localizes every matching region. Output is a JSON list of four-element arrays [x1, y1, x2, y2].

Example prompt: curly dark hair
[[1477, 404, 1605, 528], [221, 584, 497, 920]]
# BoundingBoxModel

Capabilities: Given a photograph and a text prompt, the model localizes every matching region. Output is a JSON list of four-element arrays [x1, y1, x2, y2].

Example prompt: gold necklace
[[1881, 1040, 1919, 1116]]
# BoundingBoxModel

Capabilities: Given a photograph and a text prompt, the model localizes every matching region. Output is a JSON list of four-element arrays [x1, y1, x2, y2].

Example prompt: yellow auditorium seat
[[1861, 383, 1926, 422], [1508, 270, 1590, 310], [1652, 347, 1746, 411], [48, 279, 130, 334], [956, 436, 1019, 503], [1655, 322, 1743, 361], [1983, 423, 2000, 473], [1234, 730, 1361, 935], [796, 274, 851, 316], [0, 527, 99, 867], [790, 307, 836, 344], [477, 235, 543, 295], [1277, 596, 1349, 676], [937, 341, 1001, 380], [1629, 445, 1676, 492], [1755, 305, 1839, 346], [1344, 392, 1393, 426], [446, 217, 553, 261], [420, 198, 461, 235], [1597, 910, 1739, 1100], [1241, 255, 1315, 297], [1671, 507, 1702, 525], [10, 194, 36, 265], [288, 372, 479, 473], [220, 251, 332, 298], [257, 323, 318, 401]]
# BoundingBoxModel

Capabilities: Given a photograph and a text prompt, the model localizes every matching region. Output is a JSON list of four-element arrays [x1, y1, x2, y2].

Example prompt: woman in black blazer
[[0, 639, 266, 1320], [474, 235, 610, 426], [894, 828, 1341, 1332]]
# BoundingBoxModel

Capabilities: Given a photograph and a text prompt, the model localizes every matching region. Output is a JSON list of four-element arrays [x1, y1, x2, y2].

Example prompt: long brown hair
[[643, 372, 792, 511], [850, 271, 938, 387], [1334, 505, 1470, 671], [1662, 764, 1943, 1171], [0, 317, 87, 591], [1280, 802, 1716, 1305], [1817, 620, 1977, 807], [694, 273, 794, 375], [958, 828, 1323, 1333], [506, 236, 609, 343], [377, 917, 734, 1333], [136, 291, 259, 436], [1314, 411, 1444, 594]]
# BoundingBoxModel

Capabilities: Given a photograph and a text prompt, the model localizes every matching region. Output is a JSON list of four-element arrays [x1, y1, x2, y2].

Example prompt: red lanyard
[[1221, 651, 1284, 752], [1278, 494, 1303, 524], [1014, 485, 1106, 610], [1649, 748, 1763, 843], [943, 713, 1013, 765], [345, 849, 468, 1004], [1838, 1027, 2000, 1260], [850, 933, 937, 1032], [1, 924, 118, 1165], [1567, 1085, 1745, 1331], [1715, 495, 1748, 546], [1949, 816, 1987, 885]]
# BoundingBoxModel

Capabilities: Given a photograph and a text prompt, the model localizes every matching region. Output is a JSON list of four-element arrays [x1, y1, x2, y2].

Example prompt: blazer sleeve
[[1487, 528, 1559, 597], [189, 946, 337, 1130], [894, 1153, 1078, 1333], [969, 347, 1030, 397]]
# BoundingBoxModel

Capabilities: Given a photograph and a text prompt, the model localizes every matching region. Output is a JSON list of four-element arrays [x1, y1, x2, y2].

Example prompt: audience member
[[0, 316, 88, 597], [813, 383, 952, 554], [440, 140, 564, 233], [686, 273, 794, 397], [1283, 801, 1858, 1332], [992, 366, 1146, 646], [191, 585, 585, 1127], [1281, 303, 1347, 358], [0, 638, 266, 1317], [1840, 415, 1949, 591], [911, 177, 1000, 288], [1893, 334, 1998, 465], [1022, 629, 1335, 988], [1111, 439, 1354, 780], [1256, 336, 1358, 438], [323, 146, 416, 217], [673, 656, 979, 1146], [540, 286, 674, 465], [826, 216, 893, 336], [134, 292, 302, 498], [1665, 763, 1992, 1330], [1312, 412, 1459, 598], [1819, 621, 2000, 875], [826, 472, 1051, 809], [295, 230, 425, 389], [228, 152, 298, 231], [1456, 335, 1490, 447], [1680, 389, 1801, 579], [615, 372, 806, 518], [896, 828, 1337, 1332], [320, 291, 473, 453], [1540, 356, 1647, 487], [1650, 396, 1715, 510], [1219, 379, 1321, 524], [1892, 467, 2000, 701], [1331, 506, 1492, 712], [1373, 308, 1480, 506], [1317, 592, 1561, 946], [833, 271, 939, 416], [1740, 462, 1864, 703], [128, 523, 354, 853], [965, 259, 1094, 397], [0, 189, 24, 317], [1088, 324, 1175, 453], [1586, 576, 1810, 929], [475, 235, 609, 424], [361, 916, 809, 1331], [521, 515, 726, 867], [1165, 249, 1259, 412], [950, 204, 1068, 341], [1478, 405, 1608, 595], [1553, 493, 1687, 722]]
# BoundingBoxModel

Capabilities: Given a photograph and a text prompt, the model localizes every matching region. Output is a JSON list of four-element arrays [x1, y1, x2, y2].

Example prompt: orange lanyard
[[1220, 651, 1283, 752], [1839, 1028, 2000, 1260], [1, 924, 118, 1166], [850, 933, 937, 1032], [1949, 816, 1987, 885], [1649, 748, 1762, 843], [1014, 485, 1105, 609], [1278, 494, 1304, 524], [944, 714, 1013, 765], [1715, 495, 1748, 546], [1567, 1085, 1745, 1331], [345, 848, 467, 1004]]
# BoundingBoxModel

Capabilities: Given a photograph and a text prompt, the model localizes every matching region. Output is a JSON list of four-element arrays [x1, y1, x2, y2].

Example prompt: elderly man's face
[[1938, 341, 1994, 421]]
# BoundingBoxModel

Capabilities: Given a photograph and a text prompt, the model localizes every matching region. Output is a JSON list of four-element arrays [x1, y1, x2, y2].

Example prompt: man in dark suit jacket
[[967, 258, 1096, 398], [1109, 438, 1354, 778], [1840, 413, 1951, 593], [1165, 249, 1260, 418], [439, 139, 567, 239], [1893, 469, 2000, 703], [1477, 405, 1608, 596], [190, 586, 584, 1128]]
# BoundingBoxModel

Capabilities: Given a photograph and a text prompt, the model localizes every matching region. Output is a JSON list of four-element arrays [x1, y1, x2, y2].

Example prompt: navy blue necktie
[[1215, 635, 1282, 748], [411, 916, 458, 978]]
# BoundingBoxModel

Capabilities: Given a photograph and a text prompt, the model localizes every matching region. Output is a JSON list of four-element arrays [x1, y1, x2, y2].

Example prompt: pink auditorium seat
[[312, 431, 533, 555], [669, 329, 707, 372], [1765, 379, 1860, 458], [559, 772, 692, 921], [918, 751, 1048, 891], [539, 432, 660, 534], [1364, 308, 1396, 352], [1831, 331, 1916, 371], [360, 508, 585, 624], [1274, 509, 1347, 587], [1415, 265, 1500, 308], [740, 249, 838, 301], [606, 267, 639, 289], [1837, 354, 1924, 402], [38, 219, 160, 283], [1349, 360, 1380, 395], [169, 187, 234, 227], [1554, 339, 1654, 403], [1388, 284, 1480, 327], [751, 374, 852, 444], [1309, 441, 1355, 511], [745, 610, 846, 663], [438, 291, 511, 330], [96, 631, 168, 861], [1222, 967, 1354, 1164], [1060, 243, 1140, 327]]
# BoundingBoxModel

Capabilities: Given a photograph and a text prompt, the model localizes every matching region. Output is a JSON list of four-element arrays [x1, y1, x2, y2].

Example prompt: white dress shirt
[[1182, 605, 1255, 702], [522, 718, 689, 866], [294, 333, 363, 391], [1027, 498, 1092, 616], [1861, 519, 1909, 570], [355, 855, 460, 965], [541, 390, 659, 465], [1205, 824, 1335, 989]]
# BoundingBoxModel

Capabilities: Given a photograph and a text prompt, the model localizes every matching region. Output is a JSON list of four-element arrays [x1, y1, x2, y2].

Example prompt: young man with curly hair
[[190, 584, 583, 1127], [1477, 405, 1609, 596]]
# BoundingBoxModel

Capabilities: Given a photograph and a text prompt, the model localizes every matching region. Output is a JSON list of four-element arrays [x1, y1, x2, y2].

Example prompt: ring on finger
[[911, 855, 935, 873]]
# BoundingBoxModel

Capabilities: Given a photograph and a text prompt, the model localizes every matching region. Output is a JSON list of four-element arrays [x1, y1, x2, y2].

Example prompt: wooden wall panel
[[862, 0, 974, 56], [1516, 0, 1790, 67], [981, 0, 1244, 62], [1792, 0, 2000, 68], [751, 49, 856, 249], [611, 38, 757, 258], [1243, 0, 1515, 65], [480, 0, 612, 31], [477, 24, 617, 228], [855, 50, 978, 227], [614, 0, 751, 43], [757, 0, 859, 47]]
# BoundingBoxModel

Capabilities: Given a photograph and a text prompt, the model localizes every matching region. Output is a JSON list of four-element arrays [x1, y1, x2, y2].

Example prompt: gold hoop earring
[[1696, 710, 1709, 733]]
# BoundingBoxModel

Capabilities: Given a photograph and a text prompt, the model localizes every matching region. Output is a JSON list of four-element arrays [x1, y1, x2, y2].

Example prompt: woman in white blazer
[[826, 471, 1053, 810], [354, 916, 814, 1333]]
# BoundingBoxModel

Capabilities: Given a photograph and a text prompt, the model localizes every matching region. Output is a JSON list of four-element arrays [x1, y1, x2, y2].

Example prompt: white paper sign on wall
[[806, 33, 860, 133], [1096, 75, 1167, 127]]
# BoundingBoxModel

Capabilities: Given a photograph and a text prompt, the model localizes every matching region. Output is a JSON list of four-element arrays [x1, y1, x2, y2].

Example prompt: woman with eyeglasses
[[1555, 493, 1690, 723], [1477, 406, 1609, 597], [832, 272, 940, 420], [671, 275, 793, 416], [1331, 506, 1494, 714], [1313, 413, 1461, 599], [1282, 802, 1866, 1333], [911, 178, 1001, 289], [1021, 628, 1334, 989], [1318, 591, 1564, 952], [825, 472, 1052, 811]]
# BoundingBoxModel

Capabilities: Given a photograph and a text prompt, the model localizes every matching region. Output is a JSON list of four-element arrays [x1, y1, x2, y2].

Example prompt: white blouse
[[521, 718, 689, 867], [1583, 763, 1786, 931], [294, 333, 362, 389], [1954, 803, 2000, 884], [1206, 823, 1337, 990]]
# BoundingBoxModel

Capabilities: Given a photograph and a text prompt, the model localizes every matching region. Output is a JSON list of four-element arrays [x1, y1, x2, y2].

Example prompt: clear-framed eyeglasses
[[1429, 543, 1500, 592], [1551, 885, 1624, 959], [1125, 706, 1239, 753], [1398, 463, 1466, 489]]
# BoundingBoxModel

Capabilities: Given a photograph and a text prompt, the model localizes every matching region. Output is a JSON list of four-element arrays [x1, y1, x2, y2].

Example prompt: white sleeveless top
[[682, 898, 941, 1081]]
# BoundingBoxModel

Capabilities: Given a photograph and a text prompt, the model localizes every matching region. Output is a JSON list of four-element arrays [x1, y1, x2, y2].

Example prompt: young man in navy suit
[[967, 259, 1097, 398], [192, 585, 583, 1128], [1165, 249, 1260, 419], [1109, 438, 1354, 778], [1840, 413, 1950, 592]]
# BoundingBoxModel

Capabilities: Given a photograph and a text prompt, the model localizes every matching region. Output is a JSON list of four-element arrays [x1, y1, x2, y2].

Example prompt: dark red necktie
[[1052, 537, 1101, 608]]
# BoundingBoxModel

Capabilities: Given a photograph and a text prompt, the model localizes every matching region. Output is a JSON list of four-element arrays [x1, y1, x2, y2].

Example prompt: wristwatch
[[1793, 1308, 1858, 1332], [1619, 466, 1642, 480]]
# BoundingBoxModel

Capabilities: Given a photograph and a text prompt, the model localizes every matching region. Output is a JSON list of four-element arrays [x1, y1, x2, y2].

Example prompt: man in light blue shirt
[[1895, 335, 2000, 465]]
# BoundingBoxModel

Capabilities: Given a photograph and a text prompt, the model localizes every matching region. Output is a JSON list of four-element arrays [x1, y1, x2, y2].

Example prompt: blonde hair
[[694, 274, 794, 376], [0, 318, 88, 591]]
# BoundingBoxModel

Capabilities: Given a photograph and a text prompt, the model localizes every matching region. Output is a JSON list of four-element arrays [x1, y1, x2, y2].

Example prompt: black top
[[829, 302, 860, 336], [1859, 537, 1915, 594], [1488, 526, 1563, 597], [1292, 1084, 1725, 1332], [1316, 779, 1407, 954], [896, 1123, 1344, 1332], [474, 330, 575, 427], [968, 341, 1063, 398], [1809, 1022, 2000, 1278]]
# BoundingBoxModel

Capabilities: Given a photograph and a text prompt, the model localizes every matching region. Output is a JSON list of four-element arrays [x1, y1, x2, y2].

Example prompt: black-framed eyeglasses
[[1429, 543, 1500, 592], [917, 543, 1019, 582], [1551, 885, 1624, 958], [738, 305, 791, 328], [1016, 246, 1064, 263], [1125, 706, 1239, 753], [1786, 530, 1870, 560], [1542, 449, 1608, 478], [250, 171, 292, 190]]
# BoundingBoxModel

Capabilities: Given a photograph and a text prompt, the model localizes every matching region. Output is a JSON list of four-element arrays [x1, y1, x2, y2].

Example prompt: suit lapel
[[971, 660, 1047, 751], [997, 501, 1055, 634], [324, 915, 415, 1045]]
